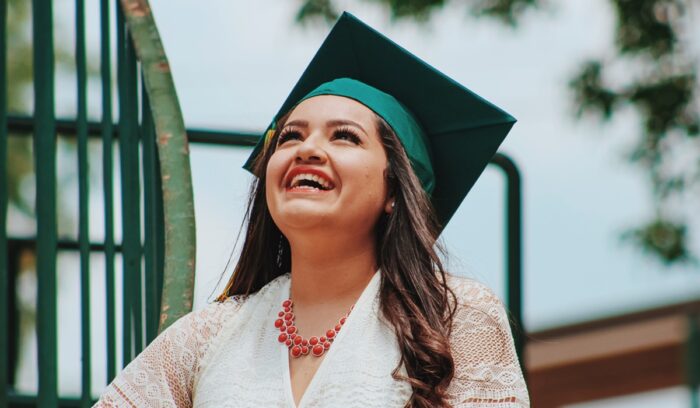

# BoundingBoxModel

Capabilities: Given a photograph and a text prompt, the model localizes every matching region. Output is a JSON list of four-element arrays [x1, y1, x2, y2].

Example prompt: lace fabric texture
[[93, 273, 529, 408]]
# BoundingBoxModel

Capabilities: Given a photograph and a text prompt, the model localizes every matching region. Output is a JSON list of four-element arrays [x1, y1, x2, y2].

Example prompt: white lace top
[[94, 272, 530, 407]]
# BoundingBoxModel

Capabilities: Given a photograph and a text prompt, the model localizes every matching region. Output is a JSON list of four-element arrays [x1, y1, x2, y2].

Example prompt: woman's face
[[266, 95, 391, 237]]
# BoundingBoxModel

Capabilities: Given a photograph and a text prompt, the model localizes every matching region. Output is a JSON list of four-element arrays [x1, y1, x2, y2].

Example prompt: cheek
[[264, 151, 289, 209], [343, 153, 387, 201], [265, 151, 287, 187]]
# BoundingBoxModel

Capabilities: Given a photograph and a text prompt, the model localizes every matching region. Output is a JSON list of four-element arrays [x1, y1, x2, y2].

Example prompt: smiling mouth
[[287, 173, 335, 192]]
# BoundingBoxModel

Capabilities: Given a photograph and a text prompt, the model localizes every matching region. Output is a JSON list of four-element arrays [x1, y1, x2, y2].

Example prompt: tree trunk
[[120, 0, 196, 332]]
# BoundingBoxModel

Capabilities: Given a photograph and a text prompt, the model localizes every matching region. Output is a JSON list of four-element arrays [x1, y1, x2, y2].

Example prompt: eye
[[332, 127, 361, 145], [278, 129, 302, 145]]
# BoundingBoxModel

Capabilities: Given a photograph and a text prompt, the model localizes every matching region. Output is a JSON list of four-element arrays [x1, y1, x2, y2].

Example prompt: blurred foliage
[[621, 218, 693, 265], [295, 0, 537, 25], [296, 0, 700, 265], [569, 0, 699, 265], [7, 0, 34, 214]]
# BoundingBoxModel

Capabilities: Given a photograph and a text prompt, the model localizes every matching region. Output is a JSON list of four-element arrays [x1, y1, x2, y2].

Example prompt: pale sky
[[9, 0, 700, 404]]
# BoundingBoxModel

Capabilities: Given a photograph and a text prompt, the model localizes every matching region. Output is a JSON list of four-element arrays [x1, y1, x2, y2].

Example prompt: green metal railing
[[0, 1, 174, 406], [0, 1, 526, 407]]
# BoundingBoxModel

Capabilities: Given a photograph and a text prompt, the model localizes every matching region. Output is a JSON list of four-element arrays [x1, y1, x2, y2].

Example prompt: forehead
[[285, 95, 377, 126]]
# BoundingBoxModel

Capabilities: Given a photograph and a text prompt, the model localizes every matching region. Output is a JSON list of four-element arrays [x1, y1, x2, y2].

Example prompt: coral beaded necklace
[[275, 299, 353, 358]]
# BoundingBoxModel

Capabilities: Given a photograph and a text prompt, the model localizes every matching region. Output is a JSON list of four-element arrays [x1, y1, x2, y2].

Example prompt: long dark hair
[[217, 112, 457, 407]]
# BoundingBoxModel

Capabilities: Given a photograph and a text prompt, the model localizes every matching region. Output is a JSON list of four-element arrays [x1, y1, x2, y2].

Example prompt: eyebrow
[[282, 119, 368, 136]]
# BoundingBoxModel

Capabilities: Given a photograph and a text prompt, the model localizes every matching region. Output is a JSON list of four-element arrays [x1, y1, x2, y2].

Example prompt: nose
[[294, 133, 327, 164]]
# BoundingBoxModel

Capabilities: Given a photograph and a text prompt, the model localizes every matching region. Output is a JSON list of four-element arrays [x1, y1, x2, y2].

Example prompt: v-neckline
[[280, 271, 380, 408]]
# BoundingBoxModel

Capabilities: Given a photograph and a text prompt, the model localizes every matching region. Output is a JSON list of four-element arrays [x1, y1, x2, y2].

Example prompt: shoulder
[[443, 273, 515, 356], [444, 273, 509, 320], [442, 274, 531, 406], [159, 296, 244, 352], [174, 273, 290, 333]]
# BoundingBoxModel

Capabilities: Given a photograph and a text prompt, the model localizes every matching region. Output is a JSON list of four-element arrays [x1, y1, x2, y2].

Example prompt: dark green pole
[[141, 86, 160, 344], [32, 0, 58, 406], [118, 5, 145, 360], [100, 0, 117, 382], [491, 153, 525, 376], [0, 0, 9, 405], [75, 0, 92, 405]]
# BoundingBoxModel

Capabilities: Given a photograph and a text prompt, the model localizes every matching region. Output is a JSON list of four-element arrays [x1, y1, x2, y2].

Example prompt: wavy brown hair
[[217, 112, 458, 407]]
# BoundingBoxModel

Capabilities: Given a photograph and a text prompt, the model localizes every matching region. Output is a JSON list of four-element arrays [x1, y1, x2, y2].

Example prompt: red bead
[[294, 336, 303, 345], [274, 319, 284, 328], [287, 326, 297, 335], [289, 333, 296, 339], [320, 336, 326, 342], [335, 324, 342, 332], [340, 317, 346, 324], [309, 336, 319, 346], [326, 330, 335, 339], [284, 306, 291, 313], [279, 325, 286, 332], [278, 311, 284, 317], [291, 346, 302, 357], [283, 299, 292, 308], [302, 339, 308, 346], [302, 346, 309, 355], [278, 333, 288, 343], [284, 312, 293, 321], [323, 342, 331, 349], [285, 339, 292, 346], [312, 344, 324, 356]]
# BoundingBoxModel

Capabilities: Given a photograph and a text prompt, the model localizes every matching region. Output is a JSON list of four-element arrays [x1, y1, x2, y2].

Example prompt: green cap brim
[[244, 12, 516, 229]]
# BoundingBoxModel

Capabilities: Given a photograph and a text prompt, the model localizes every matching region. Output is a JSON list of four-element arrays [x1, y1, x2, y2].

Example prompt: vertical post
[[491, 153, 525, 376], [101, 0, 117, 383], [141, 87, 159, 344], [116, 4, 131, 366], [32, 0, 58, 406], [117, 5, 143, 364], [0, 0, 8, 405], [75, 0, 92, 405]]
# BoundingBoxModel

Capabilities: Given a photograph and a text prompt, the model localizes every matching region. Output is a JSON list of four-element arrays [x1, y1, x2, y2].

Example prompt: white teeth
[[289, 173, 333, 190]]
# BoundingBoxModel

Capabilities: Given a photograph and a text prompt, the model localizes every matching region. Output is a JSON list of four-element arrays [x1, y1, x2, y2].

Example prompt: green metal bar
[[32, 0, 58, 406], [0, 0, 8, 404], [126, 34, 144, 356], [8, 237, 123, 252], [75, 0, 91, 405], [116, 5, 132, 366], [100, 0, 117, 382], [7, 392, 96, 407], [7, 115, 261, 146], [491, 153, 525, 377], [141, 86, 159, 343], [117, 7, 144, 362]]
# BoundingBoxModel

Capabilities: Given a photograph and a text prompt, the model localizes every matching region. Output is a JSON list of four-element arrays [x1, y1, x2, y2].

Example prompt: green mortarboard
[[244, 12, 516, 229]]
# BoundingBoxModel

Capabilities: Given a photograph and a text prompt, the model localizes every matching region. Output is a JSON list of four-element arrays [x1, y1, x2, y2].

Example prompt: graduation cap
[[244, 12, 516, 229]]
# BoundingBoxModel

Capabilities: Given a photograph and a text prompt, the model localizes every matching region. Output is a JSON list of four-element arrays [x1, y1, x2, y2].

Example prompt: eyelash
[[277, 127, 362, 145], [332, 127, 361, 144], [277, 129, 302, 145]]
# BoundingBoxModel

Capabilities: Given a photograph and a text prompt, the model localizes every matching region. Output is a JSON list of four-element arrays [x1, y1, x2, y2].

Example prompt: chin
[[273, 205, 333, 230]]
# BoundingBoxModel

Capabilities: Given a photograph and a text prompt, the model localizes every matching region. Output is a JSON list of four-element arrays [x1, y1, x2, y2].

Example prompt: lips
[[284, 167, 336, 192]]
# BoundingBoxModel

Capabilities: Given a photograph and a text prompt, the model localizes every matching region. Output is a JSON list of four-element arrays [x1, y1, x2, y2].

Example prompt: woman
[[95, 13, 529, 408]]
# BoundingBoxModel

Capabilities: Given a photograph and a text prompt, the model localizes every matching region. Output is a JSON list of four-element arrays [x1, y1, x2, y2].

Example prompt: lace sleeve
[[93, 299, 239, 408], [446, 276, 530, 408]]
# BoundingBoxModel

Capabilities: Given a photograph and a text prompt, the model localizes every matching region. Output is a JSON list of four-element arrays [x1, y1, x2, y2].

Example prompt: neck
[[287, 231, 377, 306]]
